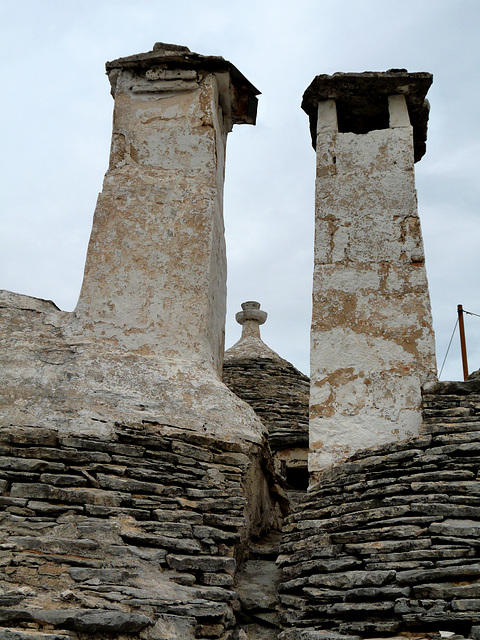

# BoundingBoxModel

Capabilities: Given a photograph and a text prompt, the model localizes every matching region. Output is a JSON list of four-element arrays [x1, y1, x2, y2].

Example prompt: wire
[[464, 309, 480, 319], [439, 317, 459, 379]]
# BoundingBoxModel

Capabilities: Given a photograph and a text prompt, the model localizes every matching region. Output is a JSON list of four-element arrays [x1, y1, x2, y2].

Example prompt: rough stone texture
[[0, 44, 288, 640], [0, 423, 283, 640], [235, 530, 283, 640], [301, 70, 432, 163], [0, 44, 264, 446], [278, 380, 480, 639], [222, 303, 309, 495], [422, 377, 480, 432], [307, 72, 437, 474], [75, 44, 257, 371]]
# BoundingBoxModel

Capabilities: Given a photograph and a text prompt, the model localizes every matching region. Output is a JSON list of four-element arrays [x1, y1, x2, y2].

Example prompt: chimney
[[303, 70, 437, 474], [72, 43, 259, 374]]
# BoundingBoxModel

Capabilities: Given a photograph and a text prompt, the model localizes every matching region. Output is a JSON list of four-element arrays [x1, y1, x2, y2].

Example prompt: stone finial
[[235, 302, 267, 340], [236, 301, 267, 325], [224, 301, 284, 362]]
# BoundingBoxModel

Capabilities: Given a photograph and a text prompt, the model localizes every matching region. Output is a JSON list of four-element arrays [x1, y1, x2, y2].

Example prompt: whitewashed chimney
[[303, 71, 437, 475], [73, 43, 259, 374]]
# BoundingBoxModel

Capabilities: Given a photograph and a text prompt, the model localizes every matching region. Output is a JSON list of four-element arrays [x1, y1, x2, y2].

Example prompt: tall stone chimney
[[72, 43, 259, 374], [0, 44, 264, 444], [303, 71, 437, 474]]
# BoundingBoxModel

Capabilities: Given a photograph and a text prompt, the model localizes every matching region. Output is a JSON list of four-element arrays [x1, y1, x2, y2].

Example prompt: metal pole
[[458, 304, 469, 381]]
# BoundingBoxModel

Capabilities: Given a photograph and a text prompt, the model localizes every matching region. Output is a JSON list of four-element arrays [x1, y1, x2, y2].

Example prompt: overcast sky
[[1, 0, 479, 380]]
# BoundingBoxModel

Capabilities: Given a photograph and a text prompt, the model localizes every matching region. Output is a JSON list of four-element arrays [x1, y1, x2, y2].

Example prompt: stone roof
[[279, 378, 480, 638], [223, 302, 309, 450]]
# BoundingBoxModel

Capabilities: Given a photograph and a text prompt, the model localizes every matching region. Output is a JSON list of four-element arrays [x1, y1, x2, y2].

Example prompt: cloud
[[1, 0, 479, 380]]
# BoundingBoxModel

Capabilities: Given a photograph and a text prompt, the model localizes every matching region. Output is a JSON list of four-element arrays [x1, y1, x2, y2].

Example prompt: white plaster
[[72, 71, 229, 373], [0, 51, 264, 446], [0, 290, 265, 444], [389, 94, 411, 128], [310, 102, 437, 474], [317, 100, 338, 133]]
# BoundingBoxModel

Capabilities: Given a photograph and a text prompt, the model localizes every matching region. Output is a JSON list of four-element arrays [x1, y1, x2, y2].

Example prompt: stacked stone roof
[[222, 302, 309, 451], [0, 422, 283, 640], [277, 377, 480, 639]]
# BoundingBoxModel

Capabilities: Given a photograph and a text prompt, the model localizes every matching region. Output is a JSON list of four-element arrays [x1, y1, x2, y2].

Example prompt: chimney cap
[[106, 43, 260, 126], [302, 70, 433, 162]]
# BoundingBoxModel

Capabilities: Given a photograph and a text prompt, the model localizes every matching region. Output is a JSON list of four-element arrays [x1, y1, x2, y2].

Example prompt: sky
[[1, 0, 479, 380]]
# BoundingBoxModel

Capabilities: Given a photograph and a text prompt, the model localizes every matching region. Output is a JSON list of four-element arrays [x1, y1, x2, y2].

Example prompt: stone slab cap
[[235, 301, 267, 325], [302, 69, 433, 162], [106, 42, 260, 125]]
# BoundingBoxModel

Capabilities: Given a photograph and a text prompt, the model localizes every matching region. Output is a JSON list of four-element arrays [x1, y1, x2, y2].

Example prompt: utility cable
[[439, 317, 459, 379]]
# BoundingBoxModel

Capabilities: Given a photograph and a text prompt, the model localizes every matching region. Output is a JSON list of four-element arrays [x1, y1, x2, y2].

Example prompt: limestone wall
[[277, 380, 480, 639], [0, 423, 282, 640], [223, 356, 309, 450], [422, 378, 480, 426]]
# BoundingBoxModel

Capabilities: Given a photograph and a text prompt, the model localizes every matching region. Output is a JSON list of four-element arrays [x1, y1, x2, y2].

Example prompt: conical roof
[[222, 302, 309, 450]]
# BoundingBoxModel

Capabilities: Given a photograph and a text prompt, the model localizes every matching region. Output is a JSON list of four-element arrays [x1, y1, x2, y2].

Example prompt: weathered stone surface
[[11, 483, 129, 506], [203, 573, 234, 587], [285, 570, 395, 591], [343, 539, 431, 555], [308, 71, 436, 474], [0, 608, 152, 632], [154, 509, 203, 524], [166, 554, 236, 574], [396, 563, 480, 584], [122, 531, 202, 553], [413, 583, 480, 598], [39, 473, 87, 487], [0, 458, 65, 473], [278, 381, 480, 639], [236, 559, 280, 611], [330, 524, 427, 544], [430, 518, 480, 537], [0, 426, 59, 447], [329, 601, 395, 614], [345, 586, 410, 601], [279, 631, 361, 640], [0, 41, 265, 446], [149, 614, 196, 640], [338, 621, 400, 635], [0, 632, 73, 640]]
